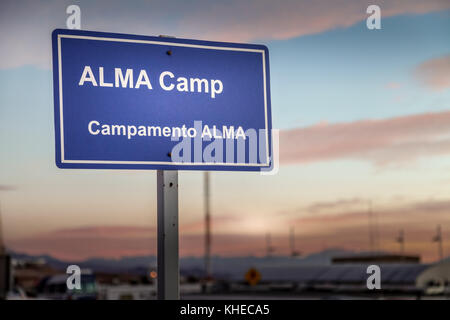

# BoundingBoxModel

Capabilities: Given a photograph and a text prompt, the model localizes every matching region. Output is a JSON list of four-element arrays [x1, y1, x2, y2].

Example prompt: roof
[[332, 254, 420, 264], [230, 264, 430, 284]]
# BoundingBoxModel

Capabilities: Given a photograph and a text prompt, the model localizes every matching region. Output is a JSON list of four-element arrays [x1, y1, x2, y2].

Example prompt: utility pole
[[432, 225, 444, 262], [266, 233, 274, 257], [368, 201, 374, 253], [290, 227, 300, 257], [0, 202, 4, 255], [374, 205, 380, 252], [204, 172, 211, 279], [0, 201, 11, 300], [290, 227, 295, 256], [396, 229, 404, 254], [367, 201, 381, 253]]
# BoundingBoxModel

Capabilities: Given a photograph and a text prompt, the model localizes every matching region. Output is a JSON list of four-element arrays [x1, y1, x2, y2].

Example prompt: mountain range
[[10, 248, 355, 278]]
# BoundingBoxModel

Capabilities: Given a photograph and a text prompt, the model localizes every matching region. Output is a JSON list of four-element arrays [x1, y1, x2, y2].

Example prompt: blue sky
[[269, 11, 450, 128], [0, 1, 450, 261]]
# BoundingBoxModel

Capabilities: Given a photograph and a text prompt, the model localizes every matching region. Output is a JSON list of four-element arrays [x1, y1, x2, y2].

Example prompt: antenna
[[367, 200, 381, 253], [0, 201, 5, 255], [290, 227, 300, 257], [204, 172, 211, 279], [368, 201, 374, 253], [290, 227, 295, 256], [266, 233, 274, 257], [432, 225, 444, 262], [374, 204, 380, 252]]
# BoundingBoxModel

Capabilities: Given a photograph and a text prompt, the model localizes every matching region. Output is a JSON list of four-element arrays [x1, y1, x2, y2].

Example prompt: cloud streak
[[295, 199, 450, 224], [280, 110, 450, 166], [0, 185, 15, 191], [7, 196, 450, 262], [181, 0, 450, 42], [6, 225, 268, 260], [1, 0, 449, 69], [305, 198, 367, 214], [415, 54, 450, 91]]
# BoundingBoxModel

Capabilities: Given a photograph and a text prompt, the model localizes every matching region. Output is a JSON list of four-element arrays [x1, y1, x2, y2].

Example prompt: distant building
[[0, 254, 11, 299], [223, 253, 449, 296], [242, 263, 429, 294], [12, 257, 59, 295], [332, 253, 420, 264], [416, 260, 450, 295]]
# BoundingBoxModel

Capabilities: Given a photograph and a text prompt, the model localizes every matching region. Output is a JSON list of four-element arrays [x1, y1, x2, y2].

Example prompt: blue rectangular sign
[[52, 29, 272, 171]]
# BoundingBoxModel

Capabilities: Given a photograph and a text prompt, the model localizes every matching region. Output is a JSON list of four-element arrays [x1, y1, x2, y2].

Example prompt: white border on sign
[[57, 34, 270, 166]]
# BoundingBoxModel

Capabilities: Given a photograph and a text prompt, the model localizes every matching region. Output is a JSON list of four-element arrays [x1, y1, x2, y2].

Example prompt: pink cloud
[[0, 184, 15, 191], [280, 110, 450, 166], [415, 54, 450, 91], [180, 214, 238, 233], [5, 199, 450, 262], [294, 199, 450, 225], [7, 213, 450, 262], [180, 0, 450, 42], [305, 198, 367, 214], [5, 216, 247, 260], [385, 82, 402, 89], [7, 228, 154, 261], [6, 226, 268, 261], [50, 226, 156, 238], [2, 0, 450, 69]]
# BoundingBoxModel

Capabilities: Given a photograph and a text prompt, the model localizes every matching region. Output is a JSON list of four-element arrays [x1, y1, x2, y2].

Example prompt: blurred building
[[12, 257, 59, 296], [416, 260, 450, 295], [0, 254, 11, 299], [247, 263, 428, 294], [332, 253, 420, 264], [223, 253, 449, 296]]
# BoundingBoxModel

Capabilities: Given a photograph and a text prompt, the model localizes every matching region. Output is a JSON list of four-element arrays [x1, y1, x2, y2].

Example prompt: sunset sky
[[1, 0, 450, 262]]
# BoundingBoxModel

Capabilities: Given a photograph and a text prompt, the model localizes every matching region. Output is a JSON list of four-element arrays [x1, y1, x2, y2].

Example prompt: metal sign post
[[157, 170, 179, 300]]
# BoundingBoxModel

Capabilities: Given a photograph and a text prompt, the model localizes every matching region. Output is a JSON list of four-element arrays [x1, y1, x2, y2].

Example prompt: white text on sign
[[78, 66, 224, 99]]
